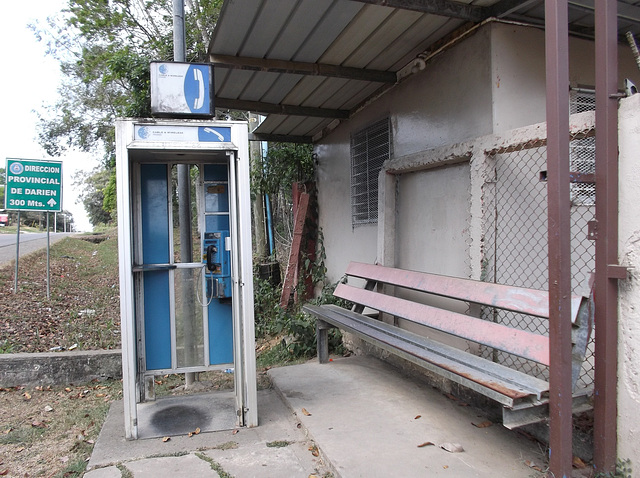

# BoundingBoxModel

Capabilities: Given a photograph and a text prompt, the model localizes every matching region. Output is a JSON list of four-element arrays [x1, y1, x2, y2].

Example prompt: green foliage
[[252, 143, 315, 197], [32, 0, 223, 222], [253, 230, 345, 364], [0, 340, 15, 354], [595, 459, 633, 478], [73, 168, 114, 226]]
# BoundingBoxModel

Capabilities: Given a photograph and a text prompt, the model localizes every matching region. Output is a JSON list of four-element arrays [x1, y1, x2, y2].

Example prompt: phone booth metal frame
[[116, 118, 257, 440]]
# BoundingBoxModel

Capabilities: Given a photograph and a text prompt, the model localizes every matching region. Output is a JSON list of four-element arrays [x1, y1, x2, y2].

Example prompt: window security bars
[[350, 118, 391, 226]]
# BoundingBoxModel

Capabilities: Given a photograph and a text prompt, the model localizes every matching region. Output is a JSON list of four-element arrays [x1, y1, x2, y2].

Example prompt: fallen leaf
[[472, 420, 493, 428], [0, 470, 8, 476], [443, 465, 449, 469], [194, 427, 201, 435], [302, 408, 312, 416], [31, 420, 47, 429], [414, 415, 422, 420], [162, 436, 170, 442], [188, 432, 193, 437], [15, 447, 24, 453], [417, 442, 435, 448], [573, 456, 587, 469], [440, 443, 464, 453], [524, 459, 542, 471], [232, 429, 239, 435], [23, 392, 31, 401]]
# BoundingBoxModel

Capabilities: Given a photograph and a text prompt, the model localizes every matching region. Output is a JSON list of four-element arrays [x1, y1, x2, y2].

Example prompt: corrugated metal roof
[[208, 0, 640, 142]]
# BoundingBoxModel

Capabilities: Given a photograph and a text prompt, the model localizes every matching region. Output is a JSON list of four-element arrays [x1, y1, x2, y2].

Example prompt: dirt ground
[[0, 380, 121, 477]]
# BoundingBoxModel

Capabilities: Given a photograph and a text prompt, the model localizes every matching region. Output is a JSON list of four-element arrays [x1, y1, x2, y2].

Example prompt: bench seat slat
[[346, 262, 584, 322], [303, 304, 549, 406], [335, 283, 550, 366]]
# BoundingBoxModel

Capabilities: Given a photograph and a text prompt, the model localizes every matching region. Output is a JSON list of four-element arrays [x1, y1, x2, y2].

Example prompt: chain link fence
[[481, 127, 596, 390]]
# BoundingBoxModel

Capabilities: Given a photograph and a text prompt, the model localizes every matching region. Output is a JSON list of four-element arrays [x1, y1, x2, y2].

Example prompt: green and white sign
[[4, 159, 63, 212]]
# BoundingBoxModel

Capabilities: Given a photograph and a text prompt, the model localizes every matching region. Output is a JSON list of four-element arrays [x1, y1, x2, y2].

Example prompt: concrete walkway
[[86, 355, 548, 477]]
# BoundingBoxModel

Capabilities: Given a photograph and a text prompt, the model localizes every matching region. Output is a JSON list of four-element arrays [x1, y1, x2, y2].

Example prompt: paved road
[[0, 232, 72, 267]]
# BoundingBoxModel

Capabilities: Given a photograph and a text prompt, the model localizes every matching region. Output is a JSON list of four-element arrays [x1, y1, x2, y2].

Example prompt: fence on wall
[[480, 122, 596, 391]]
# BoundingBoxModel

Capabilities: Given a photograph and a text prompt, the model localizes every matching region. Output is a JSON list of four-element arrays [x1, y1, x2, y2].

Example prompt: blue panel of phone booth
[[140, 164, 170, 264], [208, 299, 234, 365], [204, 164, 227, 181], [143, 271, 172, 370], [140, 164, 172, 370]]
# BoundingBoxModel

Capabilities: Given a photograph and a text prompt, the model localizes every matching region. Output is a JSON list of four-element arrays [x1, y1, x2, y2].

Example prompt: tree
[[33, 0, 222, 223], [74, 168, 113, 227], [35, 0, 222, 165]]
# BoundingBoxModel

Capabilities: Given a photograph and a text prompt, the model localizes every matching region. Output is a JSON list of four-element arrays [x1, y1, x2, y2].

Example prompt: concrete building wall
[[396, 163, 470, 277], [317, 25, 493, 283], [617, 94, 640, 466], [317, 21, 640, 284], [490, 23, 640, 132]]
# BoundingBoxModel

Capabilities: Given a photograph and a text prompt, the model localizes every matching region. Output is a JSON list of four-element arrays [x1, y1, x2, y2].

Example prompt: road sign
[[4, 159, 63, 212]]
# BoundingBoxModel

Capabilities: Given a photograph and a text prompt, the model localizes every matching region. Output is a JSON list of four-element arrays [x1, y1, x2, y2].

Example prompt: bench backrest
[[343, 262, 586, 323], [334, 262, 592, 367]]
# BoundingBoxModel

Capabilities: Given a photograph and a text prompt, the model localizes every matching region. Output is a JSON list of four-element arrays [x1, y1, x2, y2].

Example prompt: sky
[[0, 1, 97, 231]]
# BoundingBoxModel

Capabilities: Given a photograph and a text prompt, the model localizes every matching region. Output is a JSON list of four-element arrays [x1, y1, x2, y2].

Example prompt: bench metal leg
[[317, 320, 333, 364]]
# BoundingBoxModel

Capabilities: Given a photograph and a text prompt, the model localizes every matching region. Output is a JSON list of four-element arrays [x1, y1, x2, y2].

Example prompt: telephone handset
[[206, 244, 220, 273], [202, 231, 231, 298], [193, 68, 205, 110]]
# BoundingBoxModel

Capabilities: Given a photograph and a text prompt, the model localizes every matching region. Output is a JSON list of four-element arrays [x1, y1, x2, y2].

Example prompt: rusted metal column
[[594, 0, 619, 471], [544, 0, 574, 476]]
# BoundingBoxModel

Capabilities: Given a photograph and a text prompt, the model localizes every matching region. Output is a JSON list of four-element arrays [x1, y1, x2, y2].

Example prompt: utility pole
[[174, 0, 197, 387]]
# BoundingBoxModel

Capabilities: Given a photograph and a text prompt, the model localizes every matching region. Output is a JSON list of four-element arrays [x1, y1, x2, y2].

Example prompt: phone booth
[[115, 118, 257, 440]]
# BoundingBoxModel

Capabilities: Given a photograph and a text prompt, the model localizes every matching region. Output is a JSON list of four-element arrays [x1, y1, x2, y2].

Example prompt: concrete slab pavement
[[86, 387, 329, 477], [86, 355, 548, 477], [269, 355, 545, 478]]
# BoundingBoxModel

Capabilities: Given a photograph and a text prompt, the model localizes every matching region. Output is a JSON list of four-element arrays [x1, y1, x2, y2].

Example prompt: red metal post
[[544, 0, 574, 476], [594, 0, 619, 471]]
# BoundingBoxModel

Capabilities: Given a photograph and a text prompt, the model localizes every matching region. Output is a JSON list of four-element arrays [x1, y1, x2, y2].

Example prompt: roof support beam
[[348, 0, 487, 22], [215, 97, 350, 119], [488, 0, 540, 18], [249, 133, 313, 144], [210, 54, 397, 83], [570, 0, 640, 24]]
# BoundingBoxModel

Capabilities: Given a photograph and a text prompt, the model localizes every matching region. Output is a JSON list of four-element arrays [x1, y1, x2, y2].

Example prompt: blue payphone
[[203, 231, 231, 298], [116, 119, 257, 440]]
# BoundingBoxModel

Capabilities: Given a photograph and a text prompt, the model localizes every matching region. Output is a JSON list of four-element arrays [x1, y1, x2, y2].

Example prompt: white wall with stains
[[617, 93, 640, 466]]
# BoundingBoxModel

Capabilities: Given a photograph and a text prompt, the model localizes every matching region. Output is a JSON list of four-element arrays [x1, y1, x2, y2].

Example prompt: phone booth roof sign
[[150, 62, 213, 118]]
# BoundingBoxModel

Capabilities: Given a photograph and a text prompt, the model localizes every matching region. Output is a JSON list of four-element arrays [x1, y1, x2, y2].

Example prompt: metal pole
[[594, 0, 619, 471], [544, 0, 573, 476], [173, 0, 197, 386], [14, 212, 21, 294], [46, 213, 51, 300]]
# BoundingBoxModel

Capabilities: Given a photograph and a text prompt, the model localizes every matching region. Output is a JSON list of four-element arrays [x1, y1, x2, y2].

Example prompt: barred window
[[350, 118, 391, 226], [569, 88, 595, 206]]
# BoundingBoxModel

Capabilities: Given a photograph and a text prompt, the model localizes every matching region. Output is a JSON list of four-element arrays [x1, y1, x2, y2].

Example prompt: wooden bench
[[303, 262, 593, 428]]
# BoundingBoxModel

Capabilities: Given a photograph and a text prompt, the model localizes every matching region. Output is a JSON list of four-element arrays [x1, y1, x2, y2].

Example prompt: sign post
[[4, 158, 63, 297]]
